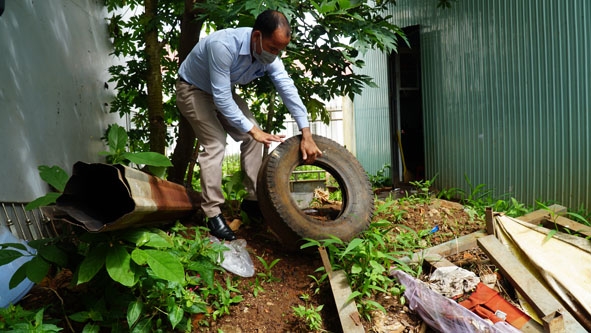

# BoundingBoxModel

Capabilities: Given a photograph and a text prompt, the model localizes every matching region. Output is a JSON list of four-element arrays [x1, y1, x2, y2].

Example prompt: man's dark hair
[[253, 10, 291, 38]]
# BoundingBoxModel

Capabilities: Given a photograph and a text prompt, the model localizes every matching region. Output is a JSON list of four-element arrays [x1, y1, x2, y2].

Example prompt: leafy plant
[[0, 223, 243, 331], [490, 197, 531, 218], [292, 293, 323, 332], [100, 124, 172, 177], [0, 306, 62, 332], [251, 277, 265, 297], [367, 164, 391, 188], [209, 277, 244, 320], [307, 273, 328, 295], [222, 171, 248, 216], [373, 196, 406, 223], [301, 221, 415, 319], [256, 256, 281, 283], [24, 165, 70, 211], [408, 176, 436, 204]]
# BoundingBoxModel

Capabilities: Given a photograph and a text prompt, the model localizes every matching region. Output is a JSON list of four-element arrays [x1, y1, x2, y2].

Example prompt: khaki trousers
[[176, 80, 262, 217]]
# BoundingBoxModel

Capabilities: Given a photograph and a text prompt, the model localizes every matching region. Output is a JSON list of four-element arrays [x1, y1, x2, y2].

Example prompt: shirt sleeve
[[208, 40, 254, 133], [267, 60, 310, 131]]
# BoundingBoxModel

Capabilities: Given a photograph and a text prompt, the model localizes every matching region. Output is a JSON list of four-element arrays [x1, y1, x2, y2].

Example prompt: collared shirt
[[179, 27, 309, 133]]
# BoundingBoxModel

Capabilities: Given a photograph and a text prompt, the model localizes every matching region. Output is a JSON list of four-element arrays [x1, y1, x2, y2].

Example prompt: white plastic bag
[[392, 270, 521, 333], [210, 237, 255, 277]]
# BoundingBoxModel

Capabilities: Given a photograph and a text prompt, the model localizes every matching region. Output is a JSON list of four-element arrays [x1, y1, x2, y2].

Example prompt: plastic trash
[[210, 237, 255, 277], [392, 270, 521, 333], [0, 226, 36, 308]]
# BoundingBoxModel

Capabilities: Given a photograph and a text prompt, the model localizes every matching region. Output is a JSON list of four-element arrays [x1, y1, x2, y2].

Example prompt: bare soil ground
[[202, 191, 487, 333]]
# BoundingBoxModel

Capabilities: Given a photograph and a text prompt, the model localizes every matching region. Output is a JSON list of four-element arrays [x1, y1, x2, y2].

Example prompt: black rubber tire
[[257, 134, 373, 251]]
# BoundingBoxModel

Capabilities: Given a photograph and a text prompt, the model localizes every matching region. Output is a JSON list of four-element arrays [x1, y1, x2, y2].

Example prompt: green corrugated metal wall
[[354, 0, 591, 209]]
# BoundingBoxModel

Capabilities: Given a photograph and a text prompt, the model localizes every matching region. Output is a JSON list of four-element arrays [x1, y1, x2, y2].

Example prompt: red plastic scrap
[[459, 282, 530, 329]]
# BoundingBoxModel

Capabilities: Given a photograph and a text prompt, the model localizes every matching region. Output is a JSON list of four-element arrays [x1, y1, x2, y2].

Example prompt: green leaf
[[122, 152, 172, 167], [9, 262, 28, 289], [120, 229, 151, 247], [186, 258, 217, 288], [544, 229, 558, 243], [341, 238, 364, 258], [144, 232, 174, 248], [77, 243, 107, 284], [26, 256, 50, 283], [134, 249, 184, 283], [81, 323, 100, 333], [130, 247, 148, 265], [38, 165, 69, 192], [147, 165, 167, 178], [24, 192, 62, 211], [38, 244, 68, 267], [351, 263, 362, 274], [106, 245, 136, 287], [0, 249, 25, 266], [0, 242, 29, 251], [131, 317, 152, 333], [69, 311, 93, 323], [108, 124, 128, 154], [168, 305, 183, 329], [127, 300, 143, 328], [122, 229, 173, 248]]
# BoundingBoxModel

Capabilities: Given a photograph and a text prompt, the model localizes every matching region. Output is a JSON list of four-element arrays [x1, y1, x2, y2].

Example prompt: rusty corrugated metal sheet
[[55, 162, 198, 232]]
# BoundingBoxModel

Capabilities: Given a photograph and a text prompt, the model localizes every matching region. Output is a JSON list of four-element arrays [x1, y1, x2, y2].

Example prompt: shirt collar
[[239, 28, 253, 57]]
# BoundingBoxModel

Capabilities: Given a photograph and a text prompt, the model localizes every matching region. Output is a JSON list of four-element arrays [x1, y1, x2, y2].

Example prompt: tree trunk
[[144, 0, 166, 154], [168, 0, 205, 185]]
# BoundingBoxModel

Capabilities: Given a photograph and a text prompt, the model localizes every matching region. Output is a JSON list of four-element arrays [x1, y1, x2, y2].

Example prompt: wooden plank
[[543, 216, 591, 238], [318, 247, 364, 333], [485, 207, 495, 235], [423, 253, 456, 269], [400, 230, 487, 266], [543, 311, 565, 333], [330, 270, 364, 333], [518, 205, 567, 224], [478, 235, 562, 316], [477, 235, 585, 332]]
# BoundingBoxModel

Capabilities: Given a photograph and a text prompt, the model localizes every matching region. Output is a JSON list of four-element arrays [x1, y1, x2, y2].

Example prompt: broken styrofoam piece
[[428, 266, 480, 298]]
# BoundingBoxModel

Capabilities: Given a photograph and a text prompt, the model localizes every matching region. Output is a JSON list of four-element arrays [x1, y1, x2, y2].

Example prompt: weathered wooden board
[[400, 230, 487, 266], [518, 204, 567, 224], [545, 215, 591, 238], [478, 235, 585, 332], [318, 247, 364, 333]]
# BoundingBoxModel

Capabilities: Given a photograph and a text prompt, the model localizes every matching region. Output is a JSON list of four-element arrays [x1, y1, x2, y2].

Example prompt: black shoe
[[240, 199, 263, 222], [206, 214, 236, 241]]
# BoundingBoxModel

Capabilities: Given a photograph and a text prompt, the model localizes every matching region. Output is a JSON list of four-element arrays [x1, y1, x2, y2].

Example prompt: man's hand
[[300, 127, 322, 164], [248, 126, 285, 147]]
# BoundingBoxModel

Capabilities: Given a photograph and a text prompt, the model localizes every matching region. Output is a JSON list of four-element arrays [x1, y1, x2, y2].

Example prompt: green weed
[[292, 293, 324, 332], [367, 164, 391, 188], [0, 306, 62, 332], [301, 221, 414, 320], [256, 256, 281, 283]]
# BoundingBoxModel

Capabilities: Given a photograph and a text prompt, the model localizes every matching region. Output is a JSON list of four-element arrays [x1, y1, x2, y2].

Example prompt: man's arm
[[300, 127, 322, 164]]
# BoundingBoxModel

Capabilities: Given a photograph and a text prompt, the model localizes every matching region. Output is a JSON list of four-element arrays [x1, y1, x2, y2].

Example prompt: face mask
[[254, 36, 277, 65]]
